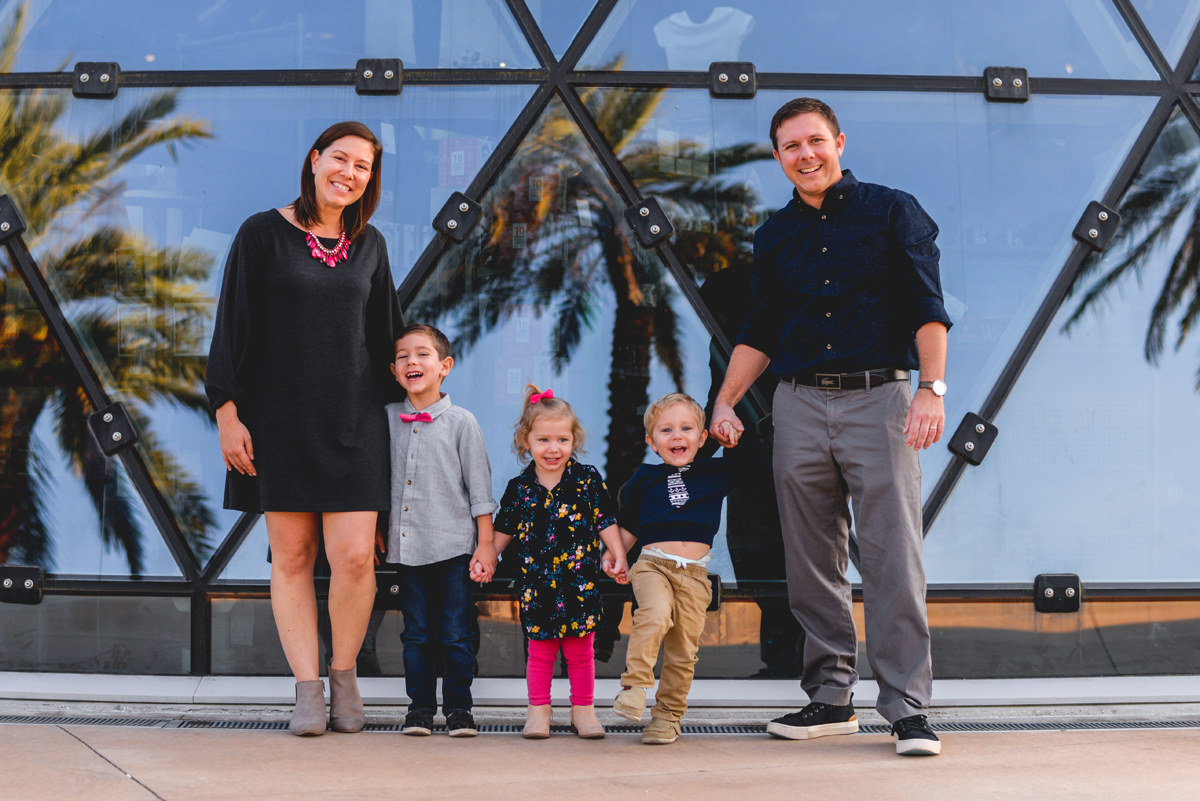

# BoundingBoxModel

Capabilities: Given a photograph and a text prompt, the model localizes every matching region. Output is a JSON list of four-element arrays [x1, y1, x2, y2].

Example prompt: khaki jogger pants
[[620, 555, 712, 722]]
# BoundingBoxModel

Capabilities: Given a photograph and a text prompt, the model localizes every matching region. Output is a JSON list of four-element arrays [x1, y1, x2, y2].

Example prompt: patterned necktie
[[667, 464, 690, 508], [400, 412, 432, 423]]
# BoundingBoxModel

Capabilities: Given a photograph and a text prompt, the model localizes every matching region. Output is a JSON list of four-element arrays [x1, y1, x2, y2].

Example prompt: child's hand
[[603, 554, 630, 585], [470, 542, 498, 584], [374, 528, 386, 566]]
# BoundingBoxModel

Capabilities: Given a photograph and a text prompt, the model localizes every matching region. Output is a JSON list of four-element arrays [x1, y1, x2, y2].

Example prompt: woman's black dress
[[205, 209, 403, 512]]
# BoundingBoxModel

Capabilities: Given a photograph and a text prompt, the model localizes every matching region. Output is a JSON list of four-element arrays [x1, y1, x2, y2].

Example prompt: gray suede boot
[[328, 666, 366, 733], [289, 680, 327, 736]]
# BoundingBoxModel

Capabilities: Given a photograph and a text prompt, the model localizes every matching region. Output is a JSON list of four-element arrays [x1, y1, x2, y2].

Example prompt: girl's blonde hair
[[512, 384, 587, 463]]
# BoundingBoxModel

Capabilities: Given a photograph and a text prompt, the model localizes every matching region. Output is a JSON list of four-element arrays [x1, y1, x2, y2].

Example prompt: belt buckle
[[815, 373, 841, 389]]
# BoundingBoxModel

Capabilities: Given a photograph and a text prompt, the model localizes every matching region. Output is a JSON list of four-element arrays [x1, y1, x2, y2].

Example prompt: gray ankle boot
[[290, 680, 327, 736], [329, 666, 366, 733]]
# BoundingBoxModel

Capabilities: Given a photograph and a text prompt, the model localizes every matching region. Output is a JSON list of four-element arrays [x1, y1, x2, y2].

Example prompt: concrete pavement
[[3, 711, 1198, 800]]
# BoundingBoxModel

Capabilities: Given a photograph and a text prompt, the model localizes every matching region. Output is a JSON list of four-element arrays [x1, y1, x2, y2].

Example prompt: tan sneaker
[[613, 686, 647, 722], [641, 716, 681, 745]]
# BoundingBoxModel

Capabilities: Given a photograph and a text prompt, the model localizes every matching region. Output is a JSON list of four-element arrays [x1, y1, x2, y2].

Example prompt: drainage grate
[[1, 715, 1197, 734], [0, 715, 168, 727]]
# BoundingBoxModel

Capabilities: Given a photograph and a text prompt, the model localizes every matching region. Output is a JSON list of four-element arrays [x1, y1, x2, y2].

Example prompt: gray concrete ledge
[[2, 672, 1199, 707]]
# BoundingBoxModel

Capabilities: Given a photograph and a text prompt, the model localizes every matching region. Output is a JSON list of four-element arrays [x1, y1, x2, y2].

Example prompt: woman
[[206, 121, 402, 736]]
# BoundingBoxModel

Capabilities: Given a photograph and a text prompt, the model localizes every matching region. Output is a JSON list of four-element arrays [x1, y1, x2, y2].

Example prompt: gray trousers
[[772, 379, 932, 723]]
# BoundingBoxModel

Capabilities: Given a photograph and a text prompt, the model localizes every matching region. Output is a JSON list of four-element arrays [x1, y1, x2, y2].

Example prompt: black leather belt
[[780, 368, 909, 390]]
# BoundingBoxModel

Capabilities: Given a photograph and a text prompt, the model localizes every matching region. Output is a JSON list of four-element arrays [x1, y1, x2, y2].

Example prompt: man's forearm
[[716, 344, 772, 407], [915, 322, 947, 382]]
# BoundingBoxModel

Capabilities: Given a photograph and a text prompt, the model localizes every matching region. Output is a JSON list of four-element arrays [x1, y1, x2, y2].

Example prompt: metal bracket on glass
[[0, 194, 26, 245], [948, 412, 998, 465], [355, 59, 402, 95], [73, 62, 120, 98], [983, 67, 1029, 103], [624, 197, 674, 247], [1072, 201, 1121, 252], [709, 62, 756, 98], [1033, 573, 1081, 613], [88, 402, 139, 456], [432, 191, 481, 243], [374, 565, 403, 611], [0, 565, 44, 605]]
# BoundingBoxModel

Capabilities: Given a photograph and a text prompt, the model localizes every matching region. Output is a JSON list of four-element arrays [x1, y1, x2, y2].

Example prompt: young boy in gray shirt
[[375, 323, 497, 737]]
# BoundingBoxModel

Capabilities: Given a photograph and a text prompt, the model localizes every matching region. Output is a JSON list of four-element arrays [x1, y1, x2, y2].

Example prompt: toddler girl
[[493, 385, 630, 739]]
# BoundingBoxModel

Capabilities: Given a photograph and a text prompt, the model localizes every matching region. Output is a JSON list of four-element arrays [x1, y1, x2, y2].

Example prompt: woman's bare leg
[[265, 512, 321, 682], [323, 511, 378, 671]]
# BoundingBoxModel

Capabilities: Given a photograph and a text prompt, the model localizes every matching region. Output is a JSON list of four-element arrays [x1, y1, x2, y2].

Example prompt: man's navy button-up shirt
[[736, 170, 952, 376]]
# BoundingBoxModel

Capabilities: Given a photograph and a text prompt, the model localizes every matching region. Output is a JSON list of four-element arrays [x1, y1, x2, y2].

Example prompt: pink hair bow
[[529, 388, 554, 404]]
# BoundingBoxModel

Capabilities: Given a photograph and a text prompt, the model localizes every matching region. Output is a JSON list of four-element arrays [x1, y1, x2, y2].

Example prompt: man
[[709, 98, 949, 756]]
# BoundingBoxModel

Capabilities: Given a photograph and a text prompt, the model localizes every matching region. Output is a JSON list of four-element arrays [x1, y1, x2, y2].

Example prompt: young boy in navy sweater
[[613, 393, 735, 745]]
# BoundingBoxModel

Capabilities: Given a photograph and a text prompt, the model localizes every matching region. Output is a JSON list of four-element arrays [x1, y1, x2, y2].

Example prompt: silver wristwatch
[[918, 379, 947, 397]]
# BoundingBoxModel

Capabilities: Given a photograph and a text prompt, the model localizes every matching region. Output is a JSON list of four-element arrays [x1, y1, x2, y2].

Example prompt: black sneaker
[[401, 708, 434, 736], [767, 700, 858, 740], [892, 714, 941, 756], [445, 709, 478, 737]]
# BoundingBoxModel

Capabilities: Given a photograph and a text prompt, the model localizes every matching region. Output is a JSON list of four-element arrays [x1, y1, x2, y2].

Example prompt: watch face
[[932, 380, 947, 397]]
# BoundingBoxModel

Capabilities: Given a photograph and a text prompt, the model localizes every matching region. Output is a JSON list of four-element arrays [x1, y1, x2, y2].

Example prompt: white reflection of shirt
[[652, 7, 755, 71]]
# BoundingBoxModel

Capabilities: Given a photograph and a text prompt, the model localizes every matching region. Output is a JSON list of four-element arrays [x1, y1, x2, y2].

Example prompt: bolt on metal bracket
[[432, 191, 481, 243], [948, 411, 998, 465], [624, 197, 674, 247], [1072, 200, 1121, 252], [356, 58, 402, 95], [983, 66, 1029, 102], [73, 62, 120, 98], [709, 62, 757, 98]]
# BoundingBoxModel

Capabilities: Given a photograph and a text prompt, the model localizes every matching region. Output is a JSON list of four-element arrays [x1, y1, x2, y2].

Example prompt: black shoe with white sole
[[402, 708, 434, 736], [767, 699, 858, 740], [445, 709, 478, 737], [892, 714, 941, 756]]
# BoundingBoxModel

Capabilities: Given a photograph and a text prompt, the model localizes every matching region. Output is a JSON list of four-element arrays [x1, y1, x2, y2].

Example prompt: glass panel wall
[[579, 0, 1157, 78], [407, 95, 740, 581], [927, 110, 1200, 582], [0, 595, 191, 673], [591, 87, 1156, 491], [526, 0, 597, 59], [1, 256, 183, 578], [0, 0, 538, 71], [1132, 0, 1200, 67], [3, 84, 531, 568]]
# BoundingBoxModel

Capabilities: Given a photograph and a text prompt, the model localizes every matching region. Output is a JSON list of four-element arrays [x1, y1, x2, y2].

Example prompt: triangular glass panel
[[590, 87, 1157, 491], [5, 81, 534, 571], [406, 95, 748, 582], [578, 0, 1157, 78], [1131, 0, 1200, 70], [926, 109, 1200, 583], [525, 0, 598, 60], [218, 516, 271, 581], [0, 257, 183, 579], [3, 0, 537, 71]]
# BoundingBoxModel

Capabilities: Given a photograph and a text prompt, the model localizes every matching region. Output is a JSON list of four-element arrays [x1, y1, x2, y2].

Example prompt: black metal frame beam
[[7, 0, 1200, 677]]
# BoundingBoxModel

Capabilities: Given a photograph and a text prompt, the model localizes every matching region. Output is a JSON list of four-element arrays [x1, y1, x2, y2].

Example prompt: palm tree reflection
[[410, 81, 769, 489], [1064, 112, 1200, 387], [0, 3, 214, 574]]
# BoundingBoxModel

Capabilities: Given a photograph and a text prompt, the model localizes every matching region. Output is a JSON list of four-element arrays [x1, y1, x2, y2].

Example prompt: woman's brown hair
[[293, 121, 382, 242]]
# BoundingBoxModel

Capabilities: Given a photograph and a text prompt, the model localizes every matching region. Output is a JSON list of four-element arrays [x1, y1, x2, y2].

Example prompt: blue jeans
[[397, 554, 475, 712]]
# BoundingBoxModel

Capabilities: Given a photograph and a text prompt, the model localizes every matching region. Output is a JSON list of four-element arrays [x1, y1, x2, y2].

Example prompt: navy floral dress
[[494, 459, 618, 640]]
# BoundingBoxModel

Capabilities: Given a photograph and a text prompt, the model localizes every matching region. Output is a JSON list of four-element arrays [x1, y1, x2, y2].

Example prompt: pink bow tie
[[400, 412, 433, 423], [530, 388, 554, 404]]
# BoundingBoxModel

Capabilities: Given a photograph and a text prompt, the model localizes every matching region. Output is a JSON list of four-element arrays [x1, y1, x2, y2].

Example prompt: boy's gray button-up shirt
[[385, 394, 497, 566]]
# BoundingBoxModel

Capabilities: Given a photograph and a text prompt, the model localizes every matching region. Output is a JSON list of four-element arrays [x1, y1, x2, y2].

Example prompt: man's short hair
[[770, 97, 841, 152], [643, 393, 706, 435], [396, 323, 452, 360]]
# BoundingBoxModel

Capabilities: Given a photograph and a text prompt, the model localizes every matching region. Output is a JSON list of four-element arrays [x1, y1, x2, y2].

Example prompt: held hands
[[904, 388, 945, 451], [216, 403, 256, 476], [469, 542, 498, 584], [709, 401, 744, 448], [602, 552, 630, 585]]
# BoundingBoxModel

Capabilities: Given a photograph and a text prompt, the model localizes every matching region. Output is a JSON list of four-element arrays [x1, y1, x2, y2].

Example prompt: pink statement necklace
[[306, 224, 350, 268]]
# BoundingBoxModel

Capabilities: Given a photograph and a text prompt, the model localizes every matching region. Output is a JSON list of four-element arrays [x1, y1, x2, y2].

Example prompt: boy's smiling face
[[646, 403, 707, 468], [390, 332, 452, 401]]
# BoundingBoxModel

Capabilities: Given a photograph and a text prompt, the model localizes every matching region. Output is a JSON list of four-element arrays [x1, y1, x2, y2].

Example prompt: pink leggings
[[526, 632, 595, 706]]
